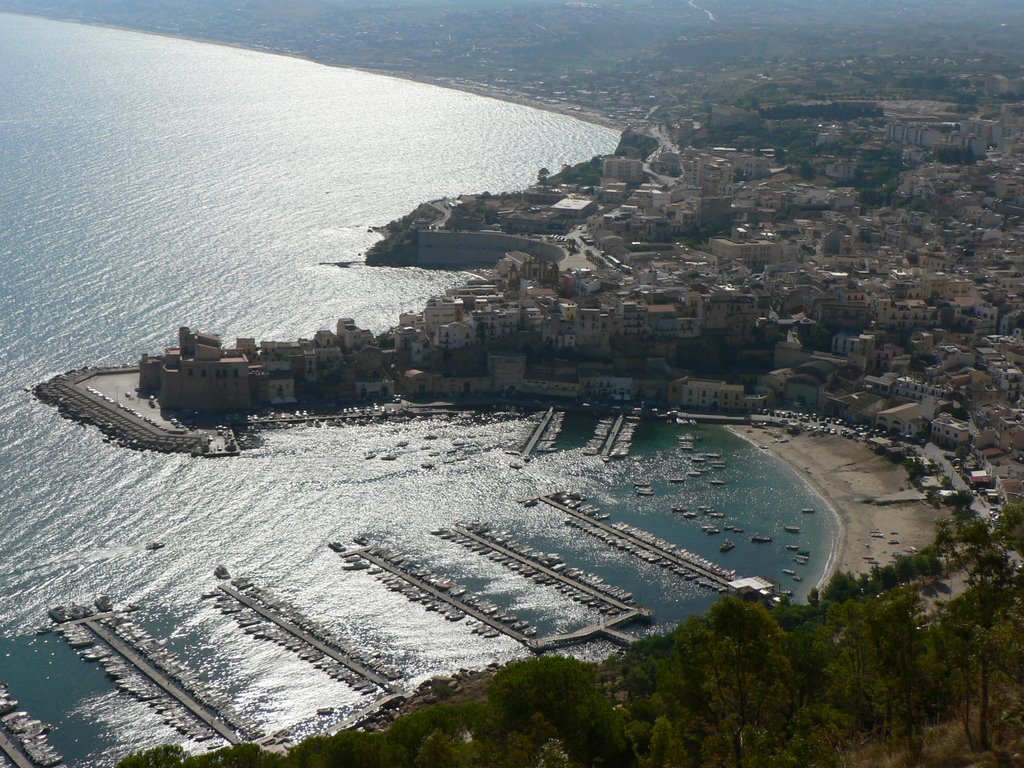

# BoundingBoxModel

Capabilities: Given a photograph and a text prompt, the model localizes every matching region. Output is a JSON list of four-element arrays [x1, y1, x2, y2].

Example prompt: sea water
[[0, 14, 835, 766]]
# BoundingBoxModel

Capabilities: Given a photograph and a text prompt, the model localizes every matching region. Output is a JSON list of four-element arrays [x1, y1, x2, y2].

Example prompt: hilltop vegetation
[[118, 509, 1024, 768]]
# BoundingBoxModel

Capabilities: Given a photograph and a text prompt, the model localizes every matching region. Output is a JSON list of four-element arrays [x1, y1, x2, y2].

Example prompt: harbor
[[8, 416, 834, 765]]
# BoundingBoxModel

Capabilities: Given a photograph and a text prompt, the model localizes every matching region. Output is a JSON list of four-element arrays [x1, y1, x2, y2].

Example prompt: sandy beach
[[727, 425, 948, 584]]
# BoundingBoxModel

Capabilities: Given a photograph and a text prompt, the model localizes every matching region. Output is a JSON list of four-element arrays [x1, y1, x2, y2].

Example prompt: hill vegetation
[[117, 508, 1024, 768]]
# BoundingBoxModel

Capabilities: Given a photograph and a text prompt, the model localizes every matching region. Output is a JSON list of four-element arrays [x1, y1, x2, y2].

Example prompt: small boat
[[214, 565, 231, 579], [801, 507, 815, 514], [144, 542, 165, 551], [792, 575, 803, 582], [785, 544, 799, 551], [784, 525, 800, 534], [329, 541, 347, 553], [317, 707, 335, 716], [668, 477, 687, 483], [671, 505, 688, 513], [719, 540, 735, 553], [782, 568, 796, 576], [750, 535, 773, 543], [523, 498, 538, 507], [709, 479, 725, 486], [636, 487, 655, 496]]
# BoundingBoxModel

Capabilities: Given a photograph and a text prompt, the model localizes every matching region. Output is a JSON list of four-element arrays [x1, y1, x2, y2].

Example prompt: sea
[[0, 13, 838, 767]]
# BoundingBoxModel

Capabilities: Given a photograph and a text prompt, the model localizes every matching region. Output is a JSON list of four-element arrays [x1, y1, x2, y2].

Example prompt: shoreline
[[0, 11, 625, 133], [726, 425, 946, 585]]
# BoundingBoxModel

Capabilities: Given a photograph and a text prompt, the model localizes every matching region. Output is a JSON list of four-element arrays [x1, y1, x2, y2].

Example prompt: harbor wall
[[416, 231, 565, 267]]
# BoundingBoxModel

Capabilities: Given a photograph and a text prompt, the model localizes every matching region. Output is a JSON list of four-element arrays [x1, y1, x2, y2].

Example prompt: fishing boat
[[719, 539, 735, 553]]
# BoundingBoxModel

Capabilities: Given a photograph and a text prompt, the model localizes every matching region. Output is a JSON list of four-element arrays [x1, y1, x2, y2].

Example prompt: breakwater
[[31, 369, 225, 456]]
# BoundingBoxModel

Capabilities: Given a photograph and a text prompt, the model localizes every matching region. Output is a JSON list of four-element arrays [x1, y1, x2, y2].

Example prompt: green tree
[[115, 745, 186, 768], [679, 598, 794, 768], [640, 716, 685, 768], [935, 507, 1023, 750], [488, 657, 628, 767]]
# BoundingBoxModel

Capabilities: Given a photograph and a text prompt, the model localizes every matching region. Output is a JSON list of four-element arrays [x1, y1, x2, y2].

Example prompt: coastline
[[726, 425, 947, 585], [0, 11, 624, 132]]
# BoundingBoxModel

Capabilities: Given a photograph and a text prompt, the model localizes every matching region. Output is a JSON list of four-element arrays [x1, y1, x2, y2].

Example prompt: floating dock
[[518, 408, 563, 460], [0, 682, 63, 768], [50, 601, 255, 745], [435, 524, 651, 621], [334, 543, 650, 651], [216, 580, 399, 694], [0, 728, 44, 768], [537, 493, 740, 591], [83, 618, 249, 743]]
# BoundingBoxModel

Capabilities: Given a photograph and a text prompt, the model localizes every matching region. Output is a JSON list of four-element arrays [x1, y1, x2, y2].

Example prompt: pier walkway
[[345, 545, 648, 652], [520, 407, 555, 459], [537, 495, 737, 591], [345, 549, 534, 648], [217, 584, 392, 691], [83, 619, 242, 745], [0, 730, 35, 768], [599, 415, 626, 459], [446, 525, 651, 620]]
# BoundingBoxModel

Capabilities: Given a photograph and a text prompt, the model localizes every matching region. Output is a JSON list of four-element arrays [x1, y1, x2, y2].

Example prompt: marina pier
[[82, 619, 245, 745], [436, 524, 652, 621], [536, 493, 741, 592], [518, 407, 563, 460], [584, 414, 638, 460], [50, 601, 256, 746], [216, 580, 398, 693], [340, 547, 536, 647], [0, 730, 35, 768], [336, 540, 652, 652]]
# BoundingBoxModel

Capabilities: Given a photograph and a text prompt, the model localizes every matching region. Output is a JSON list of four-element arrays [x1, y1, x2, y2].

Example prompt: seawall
[[415, 231, 566, 268]]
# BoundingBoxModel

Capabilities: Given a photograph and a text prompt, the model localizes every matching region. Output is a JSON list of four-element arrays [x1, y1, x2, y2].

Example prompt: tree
[[676, 598, 794, 768], [935, 507, 1023, 750], [488, 657, 628, 766], [115, 745, 186, 768], [537, 167, 551, 188]]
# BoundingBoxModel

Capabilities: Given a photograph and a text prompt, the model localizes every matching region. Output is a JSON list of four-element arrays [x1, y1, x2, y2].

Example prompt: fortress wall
[[417, 231, 565, 267]]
